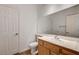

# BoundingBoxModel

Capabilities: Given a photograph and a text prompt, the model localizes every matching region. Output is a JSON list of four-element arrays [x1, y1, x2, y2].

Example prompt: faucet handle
[[55, 35, 60, 39]]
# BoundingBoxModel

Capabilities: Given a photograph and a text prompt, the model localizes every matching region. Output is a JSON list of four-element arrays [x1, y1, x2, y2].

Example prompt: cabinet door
[[44, 42, 60, 54], [61, 49, 75, 55], [38, 45, 49, 55]]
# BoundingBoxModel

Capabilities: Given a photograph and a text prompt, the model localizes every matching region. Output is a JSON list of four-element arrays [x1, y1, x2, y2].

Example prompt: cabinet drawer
[[61, 49, 75, 55], [38, 39, 44, 46], [44, 42, 60, 54]]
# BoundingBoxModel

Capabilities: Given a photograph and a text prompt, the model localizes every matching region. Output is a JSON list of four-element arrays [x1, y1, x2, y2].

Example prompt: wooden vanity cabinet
[[60, 48, 75, 55], [38, 45, 49, 55], [44, 41, 60, 55], [60, 47, 79, 55], [38, 39, 59, 55], [38, 40, 49, 55], [38, 39, 79, 55], [38, 39, 44, 46]]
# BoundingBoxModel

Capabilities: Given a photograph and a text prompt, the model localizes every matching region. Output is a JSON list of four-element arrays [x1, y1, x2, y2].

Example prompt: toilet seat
[[29, 42, 38, 48]]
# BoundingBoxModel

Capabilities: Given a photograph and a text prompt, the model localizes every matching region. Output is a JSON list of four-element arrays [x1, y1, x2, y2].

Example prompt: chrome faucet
[[55, 35, 59, 39]]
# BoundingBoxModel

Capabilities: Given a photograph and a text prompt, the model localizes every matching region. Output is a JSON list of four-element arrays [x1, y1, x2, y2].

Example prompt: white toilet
[[29, 42, 38, 55]]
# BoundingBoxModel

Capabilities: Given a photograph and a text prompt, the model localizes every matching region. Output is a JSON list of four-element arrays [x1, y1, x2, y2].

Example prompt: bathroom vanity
[[37, 35, 79, 55]]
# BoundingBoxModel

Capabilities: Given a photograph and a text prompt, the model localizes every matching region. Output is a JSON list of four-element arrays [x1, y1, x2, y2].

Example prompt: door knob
[[15, 33, 19, 35]]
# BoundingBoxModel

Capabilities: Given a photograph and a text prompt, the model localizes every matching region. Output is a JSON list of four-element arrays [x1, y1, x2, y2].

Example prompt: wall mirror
[[65, 13, 79, 37]]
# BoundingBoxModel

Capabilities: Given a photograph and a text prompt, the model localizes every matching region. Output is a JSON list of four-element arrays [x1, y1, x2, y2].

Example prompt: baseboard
[[14, 49, 31, 55]]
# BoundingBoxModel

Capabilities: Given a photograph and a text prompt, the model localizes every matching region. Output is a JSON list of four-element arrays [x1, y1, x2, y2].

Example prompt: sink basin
[[43, 35, 77, 43], [43, 36, 55, 40], [43, 35, 62, 41]]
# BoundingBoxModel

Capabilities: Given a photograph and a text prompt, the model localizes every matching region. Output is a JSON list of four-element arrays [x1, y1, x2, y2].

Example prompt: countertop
[[37, 34, 79, 52]]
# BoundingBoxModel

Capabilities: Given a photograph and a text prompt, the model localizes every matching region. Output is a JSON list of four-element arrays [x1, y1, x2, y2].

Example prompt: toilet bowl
[[29, 42, 38, 55]]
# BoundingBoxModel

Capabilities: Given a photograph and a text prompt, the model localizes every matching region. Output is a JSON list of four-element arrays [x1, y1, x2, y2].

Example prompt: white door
[[66, 14, 79, 37], [0, 6, 19, 55]]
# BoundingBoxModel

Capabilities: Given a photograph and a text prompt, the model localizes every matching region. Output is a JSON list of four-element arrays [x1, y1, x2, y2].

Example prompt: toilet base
[[31, 50, 38, 55]]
